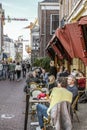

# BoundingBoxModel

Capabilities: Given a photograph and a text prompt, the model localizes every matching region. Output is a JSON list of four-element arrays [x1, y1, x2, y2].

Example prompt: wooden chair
[[43, 116, 54, 130], [78, 90, 85, 98], [44, 101, 72, 130], [71, 94, 80, 122]]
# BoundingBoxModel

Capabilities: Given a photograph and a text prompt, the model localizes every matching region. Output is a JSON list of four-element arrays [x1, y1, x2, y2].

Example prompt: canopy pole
[[54, 54, 58, 70]]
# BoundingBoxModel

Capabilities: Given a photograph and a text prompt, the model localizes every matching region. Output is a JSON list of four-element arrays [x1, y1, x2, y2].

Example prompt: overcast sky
[[0, 0, 42, 41]]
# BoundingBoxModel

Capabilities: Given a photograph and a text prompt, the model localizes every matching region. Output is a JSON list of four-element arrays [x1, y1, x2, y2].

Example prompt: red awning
[[51, 43, 63, 59], [46, 40, 63, 60], [46, 16, 87, 65], [55, 20, 87, 65], [46, 35, 72, 63]]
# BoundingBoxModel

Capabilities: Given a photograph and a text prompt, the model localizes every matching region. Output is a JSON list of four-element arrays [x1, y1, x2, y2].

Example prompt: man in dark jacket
[[49, 60, 57, 79], [67, 74, 78, 102], [67, 75, 78, 111]]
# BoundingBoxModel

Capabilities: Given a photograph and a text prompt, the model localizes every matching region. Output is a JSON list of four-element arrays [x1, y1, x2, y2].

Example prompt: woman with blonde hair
[[48, 75, 57, 95]]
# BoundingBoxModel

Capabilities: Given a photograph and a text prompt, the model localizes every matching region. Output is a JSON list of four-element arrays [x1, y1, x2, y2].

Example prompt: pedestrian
[[15, 62, 22, 81], [8, 61, 16, 81], [0, 61, 3, 80], [26, 62, 30, 72], [22, 61, 26, 78]]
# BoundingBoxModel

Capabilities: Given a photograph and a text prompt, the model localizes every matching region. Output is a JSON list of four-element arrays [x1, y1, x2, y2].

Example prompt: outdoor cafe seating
[[24, 79, 86, 130], [24, 81, 49, 130]]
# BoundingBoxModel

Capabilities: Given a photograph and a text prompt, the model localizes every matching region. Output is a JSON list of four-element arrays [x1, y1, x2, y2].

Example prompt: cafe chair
[[71, 95, 80, 122], [45, 101, 72, 130], [43, 116, 55, 130]]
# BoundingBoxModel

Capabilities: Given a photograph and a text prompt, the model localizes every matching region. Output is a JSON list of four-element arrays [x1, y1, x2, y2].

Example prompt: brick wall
[[40, 9, 59, 57]]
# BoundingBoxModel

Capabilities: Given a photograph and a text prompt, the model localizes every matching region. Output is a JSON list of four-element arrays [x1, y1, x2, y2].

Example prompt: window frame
[[50, 14, 59, 35]]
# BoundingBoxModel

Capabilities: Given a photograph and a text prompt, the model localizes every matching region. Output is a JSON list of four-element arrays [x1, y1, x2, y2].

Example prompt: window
[[50, 14, 59, 35]]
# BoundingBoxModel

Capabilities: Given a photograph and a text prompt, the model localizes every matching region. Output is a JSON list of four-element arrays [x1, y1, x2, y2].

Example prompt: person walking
[[0, 61, 3, 79], [15, 62, 22, 81], [22, 61, 26, 78]]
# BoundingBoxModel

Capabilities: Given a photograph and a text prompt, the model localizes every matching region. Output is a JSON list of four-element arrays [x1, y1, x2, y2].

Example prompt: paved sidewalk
[[0, 79, 87, 130], [0, 79, 26, 130], [28, 103, 87, 130], [72, 103, 87, 130]]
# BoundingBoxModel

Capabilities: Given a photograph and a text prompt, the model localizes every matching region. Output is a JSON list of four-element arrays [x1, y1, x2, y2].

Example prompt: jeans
[[36, 104, 48, 129]]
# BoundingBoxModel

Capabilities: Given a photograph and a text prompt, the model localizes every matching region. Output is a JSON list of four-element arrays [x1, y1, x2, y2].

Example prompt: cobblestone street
[[0, 79, 87, 130]]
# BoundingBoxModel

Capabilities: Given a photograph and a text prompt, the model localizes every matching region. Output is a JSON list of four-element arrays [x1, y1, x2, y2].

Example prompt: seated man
[[67, 75, 78, 102], [67, 74, 78, 112], [36, 77, 73, 130]]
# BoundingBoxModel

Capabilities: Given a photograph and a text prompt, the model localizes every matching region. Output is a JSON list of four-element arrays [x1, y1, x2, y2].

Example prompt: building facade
[[60, 0, 87, 24], [0, 3, 4, 58], [31, 25, 40, 63], [3, 35, 15, 60], [38, 0, 60, 57], [15, 40, 23, 61], [60, 0, 87, 75]]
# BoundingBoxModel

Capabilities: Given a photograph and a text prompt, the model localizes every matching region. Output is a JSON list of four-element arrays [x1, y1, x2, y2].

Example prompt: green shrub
[[33, 57, 51, 71]]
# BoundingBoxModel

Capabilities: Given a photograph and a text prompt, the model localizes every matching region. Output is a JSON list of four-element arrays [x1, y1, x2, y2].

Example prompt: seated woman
[[48, 75, 57, 95], [76, 71, 86, 90], [36, 77, 73, 130]]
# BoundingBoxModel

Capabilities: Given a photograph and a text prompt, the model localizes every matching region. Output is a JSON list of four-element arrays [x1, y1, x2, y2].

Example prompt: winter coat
[[50, 101, 72, 130]]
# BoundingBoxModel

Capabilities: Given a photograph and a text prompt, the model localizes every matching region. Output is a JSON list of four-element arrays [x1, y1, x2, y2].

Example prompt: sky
[[0, 0, 42, 41]]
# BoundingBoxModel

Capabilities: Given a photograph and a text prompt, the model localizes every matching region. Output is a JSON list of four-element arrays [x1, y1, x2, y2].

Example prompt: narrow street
[[0, 79, 26, 130], [0, 79, 87, 130], [72, 103, 87, 130]]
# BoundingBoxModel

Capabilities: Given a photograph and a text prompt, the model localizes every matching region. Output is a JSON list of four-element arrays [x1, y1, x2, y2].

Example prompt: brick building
[[0, 3, 4, 59], [46, 0, 87, 80], [59, 0, 87, 75], [38, 0, 60, 57]]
